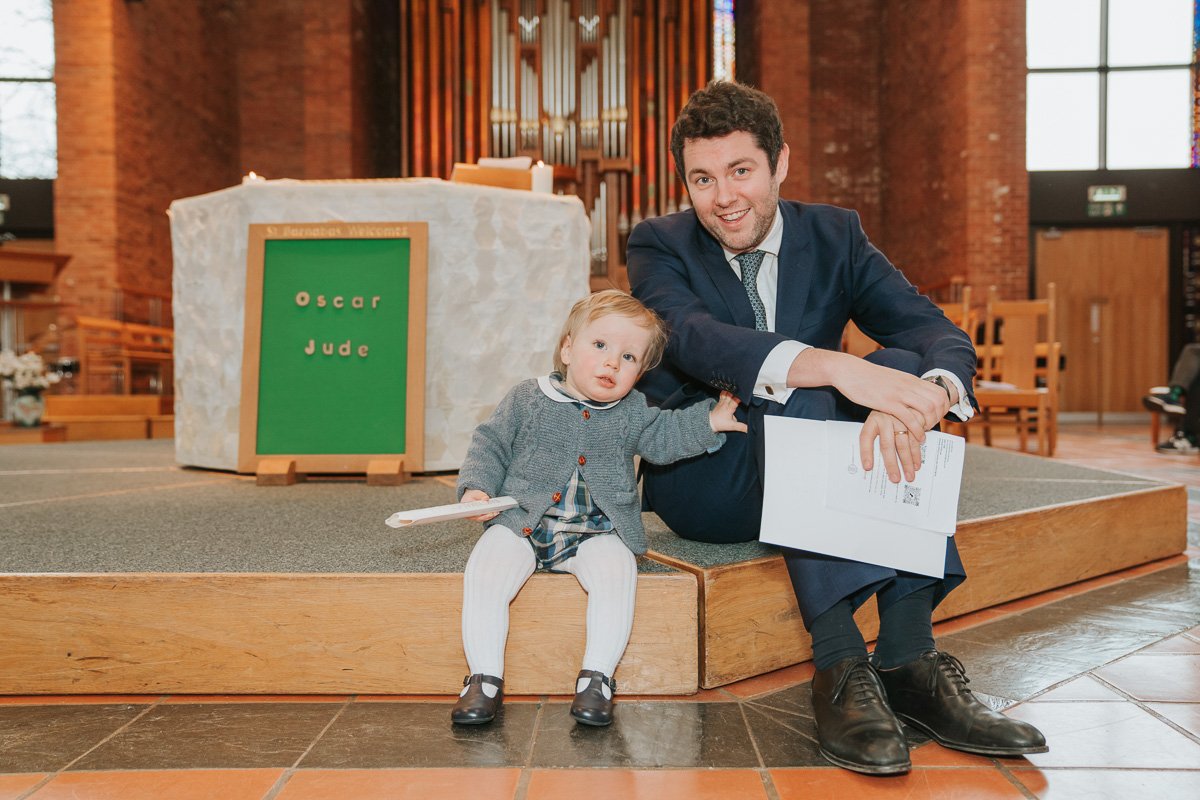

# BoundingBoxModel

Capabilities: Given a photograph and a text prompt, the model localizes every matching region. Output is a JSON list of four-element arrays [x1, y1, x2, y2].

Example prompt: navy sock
[[809, 598, 867, 671], [873, 584, 937, 669]]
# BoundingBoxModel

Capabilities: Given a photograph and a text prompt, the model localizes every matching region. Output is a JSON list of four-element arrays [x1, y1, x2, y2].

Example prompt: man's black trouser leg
[[1182, 370, 1200, 438]]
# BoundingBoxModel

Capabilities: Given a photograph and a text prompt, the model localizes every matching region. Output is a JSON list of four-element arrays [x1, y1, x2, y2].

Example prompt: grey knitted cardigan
[[457, 377, 725, 555]]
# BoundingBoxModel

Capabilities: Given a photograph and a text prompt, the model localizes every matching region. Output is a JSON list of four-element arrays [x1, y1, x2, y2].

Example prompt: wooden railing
[[74, 315, 173, 395]]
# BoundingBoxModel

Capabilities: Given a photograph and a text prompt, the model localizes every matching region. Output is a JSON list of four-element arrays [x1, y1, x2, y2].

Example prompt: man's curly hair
[[670, 80, 784, 185]]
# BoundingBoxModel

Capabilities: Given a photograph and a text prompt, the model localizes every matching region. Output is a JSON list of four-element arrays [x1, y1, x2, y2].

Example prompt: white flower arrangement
[[0, 349, 62, 393]]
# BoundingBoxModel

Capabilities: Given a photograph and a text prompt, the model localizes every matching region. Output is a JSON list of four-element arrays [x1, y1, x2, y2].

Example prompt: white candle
[[531, 161, 553, 193]]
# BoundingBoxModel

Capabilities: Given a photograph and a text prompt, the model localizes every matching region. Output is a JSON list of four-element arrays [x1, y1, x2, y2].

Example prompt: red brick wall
[[238, 0, 370, 179], [53, 0, 371, 335], [751, 0, 887, 239], [53, 0, 120, 322], [963, 0, 1027, 300], [880, 0, 1028, 296], [749, 0, 1028, 295], [808, 0, 883, 238], [748, 1, 812, 201], [237, 0, 307, 178], [879, 0, 969, 290], [112, 0, 241, 306], [301, 0, 371, 179]]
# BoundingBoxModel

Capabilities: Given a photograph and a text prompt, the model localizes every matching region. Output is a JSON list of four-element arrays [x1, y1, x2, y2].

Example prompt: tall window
[[0, 0, 56, 179], [1026, 0, 1198, 171], [713, 0, 735, 81]]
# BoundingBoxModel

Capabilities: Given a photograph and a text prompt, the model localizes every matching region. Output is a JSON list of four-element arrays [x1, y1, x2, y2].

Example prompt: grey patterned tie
[[735, 250, 768, 331]]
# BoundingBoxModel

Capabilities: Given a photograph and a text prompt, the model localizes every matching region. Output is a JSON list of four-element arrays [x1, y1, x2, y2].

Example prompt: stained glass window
[[1026, 0, 1198, 171], [713, 0, 735, 82], [0, 0, 57, 179]]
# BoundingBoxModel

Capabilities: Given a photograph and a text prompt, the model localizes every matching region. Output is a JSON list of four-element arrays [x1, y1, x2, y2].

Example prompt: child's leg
[[561, 534, 638, 696], [461, 525, 536, 695]]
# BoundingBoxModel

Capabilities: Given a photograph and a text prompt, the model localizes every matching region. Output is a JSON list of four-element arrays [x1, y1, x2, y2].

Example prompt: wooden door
[[1035, 227, 1168, 413]]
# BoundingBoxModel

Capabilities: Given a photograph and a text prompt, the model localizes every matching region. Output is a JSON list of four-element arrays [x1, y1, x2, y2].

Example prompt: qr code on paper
[[902, 486, 921, 506]]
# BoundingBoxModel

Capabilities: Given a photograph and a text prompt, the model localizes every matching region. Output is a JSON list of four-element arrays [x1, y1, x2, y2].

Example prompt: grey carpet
[[0, 440, 1173, 574]]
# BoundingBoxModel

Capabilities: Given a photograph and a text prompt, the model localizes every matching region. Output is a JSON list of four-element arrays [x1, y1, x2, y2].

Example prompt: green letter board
[[238, 222, 427, 475]]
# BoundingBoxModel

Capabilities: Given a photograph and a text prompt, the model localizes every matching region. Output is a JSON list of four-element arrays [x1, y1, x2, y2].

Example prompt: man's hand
[[860, 411, 926, 483], [790, 350, 950, 438], [461, 488, 501, 521], [710, 391, 749, 433]]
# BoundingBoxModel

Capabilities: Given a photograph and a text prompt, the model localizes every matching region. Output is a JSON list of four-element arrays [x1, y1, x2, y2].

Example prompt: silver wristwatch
[[924, 374, 954, 404]]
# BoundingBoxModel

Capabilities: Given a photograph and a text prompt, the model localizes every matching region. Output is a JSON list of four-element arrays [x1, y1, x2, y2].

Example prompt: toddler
[[453, 289, 744, 726]]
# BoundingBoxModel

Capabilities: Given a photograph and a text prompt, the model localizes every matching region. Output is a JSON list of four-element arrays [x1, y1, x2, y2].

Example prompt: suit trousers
[[642, 348, 966, 626]]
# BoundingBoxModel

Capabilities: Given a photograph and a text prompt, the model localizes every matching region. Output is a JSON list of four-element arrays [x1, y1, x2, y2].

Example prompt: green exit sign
[[1087, 185, 1126, 202]]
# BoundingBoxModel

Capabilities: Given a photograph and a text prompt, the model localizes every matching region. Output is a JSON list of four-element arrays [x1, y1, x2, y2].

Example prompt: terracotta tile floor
[[1, 423, 1198, 799]]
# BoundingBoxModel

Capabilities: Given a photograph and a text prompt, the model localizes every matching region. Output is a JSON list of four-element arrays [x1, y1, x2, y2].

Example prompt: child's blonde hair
[[554, 289, 669, 375]]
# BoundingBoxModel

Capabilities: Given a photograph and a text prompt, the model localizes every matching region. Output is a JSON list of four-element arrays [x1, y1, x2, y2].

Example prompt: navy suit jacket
[[627, 200, 977, 411]]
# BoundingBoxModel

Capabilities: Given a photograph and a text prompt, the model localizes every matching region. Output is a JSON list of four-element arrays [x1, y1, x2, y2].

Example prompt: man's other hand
[[860, 411, 924, 483]]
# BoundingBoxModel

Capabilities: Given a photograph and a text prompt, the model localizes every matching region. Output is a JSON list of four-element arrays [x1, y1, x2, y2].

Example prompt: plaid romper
[[528, 376, 620, 571]]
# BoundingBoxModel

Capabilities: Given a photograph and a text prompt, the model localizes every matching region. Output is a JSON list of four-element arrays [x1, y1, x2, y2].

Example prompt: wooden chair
[[973, 283, 1060, 456], [840, 319, 882, 357], [920, 274, 967, 304], [843, 285, 974, 364], [937, 285, 975, 338], [1148, 408, 1166, 447], [930, 286, 975, 439], [121, 321, 174, 395]]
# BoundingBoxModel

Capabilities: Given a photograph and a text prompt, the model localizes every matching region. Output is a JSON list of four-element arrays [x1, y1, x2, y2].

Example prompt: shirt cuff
[[923, 368, 975, 421], [755, 340, 810, 404]]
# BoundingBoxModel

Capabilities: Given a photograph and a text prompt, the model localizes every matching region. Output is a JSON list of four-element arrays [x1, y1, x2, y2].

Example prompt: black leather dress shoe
[[811, 656, 911, 775], [570, 669, 616, 726], [878, 651, 1048, 756], [451, 674, 504, 725]]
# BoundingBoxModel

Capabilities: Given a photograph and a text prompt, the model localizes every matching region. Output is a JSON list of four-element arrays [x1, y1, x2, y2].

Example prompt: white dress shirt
[[724, 207, 974, 421]]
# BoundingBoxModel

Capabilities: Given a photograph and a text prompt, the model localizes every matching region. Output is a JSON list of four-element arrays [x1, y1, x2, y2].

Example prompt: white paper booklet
[[759, 417, 966, 578], [823, 420, 964, 534], [385, 496, 518, 528]]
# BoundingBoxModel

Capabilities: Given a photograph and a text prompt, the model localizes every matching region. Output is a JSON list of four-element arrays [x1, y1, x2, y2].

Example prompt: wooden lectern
[[0, 246, 71, 353]]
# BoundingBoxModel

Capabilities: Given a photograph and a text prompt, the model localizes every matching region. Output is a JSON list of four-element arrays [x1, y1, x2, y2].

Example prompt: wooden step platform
[[0, 422, 66, 445], [0, 441, 1185, 695], [646, 447, 1187, 688], [0, 444, 694, 696], [42, 394, 173, 442], [1, 570, 696, 696]]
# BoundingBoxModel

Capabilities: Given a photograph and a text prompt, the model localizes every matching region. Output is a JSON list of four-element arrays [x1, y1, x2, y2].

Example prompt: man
[[628, 81, 1046, 775]]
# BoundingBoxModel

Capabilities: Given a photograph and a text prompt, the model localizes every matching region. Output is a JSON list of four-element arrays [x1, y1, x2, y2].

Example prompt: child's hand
[[462, 488, 501, 521], [710, 391, 748, 433]]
